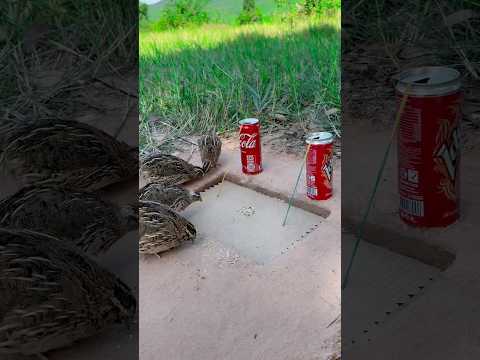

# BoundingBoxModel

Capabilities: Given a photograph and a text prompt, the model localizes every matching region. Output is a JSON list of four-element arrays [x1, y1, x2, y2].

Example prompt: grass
[[1, 0, 137, 123], [345, 0, 479, 66], [139, 12, 340, 152]]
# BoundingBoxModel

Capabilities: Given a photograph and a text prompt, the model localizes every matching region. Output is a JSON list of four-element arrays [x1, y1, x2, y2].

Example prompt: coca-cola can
[[239, 118, 262, 174], [306, 132, 334, 200], [396, 66, 462, 227]]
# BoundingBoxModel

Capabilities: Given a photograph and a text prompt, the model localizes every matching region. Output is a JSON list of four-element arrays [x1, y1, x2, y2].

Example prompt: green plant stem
[[342, 86, 411, 290]]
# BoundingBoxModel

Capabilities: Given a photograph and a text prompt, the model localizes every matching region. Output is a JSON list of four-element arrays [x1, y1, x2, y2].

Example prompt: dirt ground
[[341, 29, 480, 357], [139, 140, 342, 360]]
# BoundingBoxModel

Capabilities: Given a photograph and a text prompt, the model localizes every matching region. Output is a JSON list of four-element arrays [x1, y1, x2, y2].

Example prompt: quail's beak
[[192, 192, 202, 202]]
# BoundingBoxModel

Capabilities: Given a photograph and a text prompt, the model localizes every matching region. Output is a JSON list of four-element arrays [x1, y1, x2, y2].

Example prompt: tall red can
[[306, 132, 334, 200], [239, 118, 262, 175], [396, 66, 462, 227]]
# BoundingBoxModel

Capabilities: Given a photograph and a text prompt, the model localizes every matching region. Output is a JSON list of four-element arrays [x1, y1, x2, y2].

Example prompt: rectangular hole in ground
[[342, 232, 442, 349], [182, 181, 324, 265], [140, 180, 341, 360]]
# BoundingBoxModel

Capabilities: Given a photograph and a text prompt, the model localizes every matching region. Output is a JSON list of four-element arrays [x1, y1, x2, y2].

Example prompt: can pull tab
[[413, 77, 430, 84], [391, 74, 431, 87]]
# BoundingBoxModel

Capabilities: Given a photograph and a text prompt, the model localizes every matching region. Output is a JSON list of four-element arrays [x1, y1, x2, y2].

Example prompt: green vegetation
[[139, 0, 341, 152], [139, 3, 148, 21], [143, 0, 340, 23], [140, 12, 340, 151], [153, 0, 210, 31], [237, 0, 263, 25]]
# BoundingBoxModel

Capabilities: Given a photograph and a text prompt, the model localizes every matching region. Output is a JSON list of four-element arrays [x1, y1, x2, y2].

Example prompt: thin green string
[[282, 143, 311, 226], [341, 137, 395, 289], [342, 87, 411, 290]]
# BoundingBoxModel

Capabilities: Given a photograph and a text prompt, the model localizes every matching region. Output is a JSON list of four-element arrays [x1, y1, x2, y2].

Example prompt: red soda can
[[239, 118, 262, 175], [396, 66, 462, 227], [306, 132, 334, 200]]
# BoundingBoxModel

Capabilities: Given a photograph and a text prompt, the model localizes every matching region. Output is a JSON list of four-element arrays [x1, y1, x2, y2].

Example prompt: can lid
[[396, 66, 461, 96], [306, 132, 334, 145], [239, 118, 259, 125]]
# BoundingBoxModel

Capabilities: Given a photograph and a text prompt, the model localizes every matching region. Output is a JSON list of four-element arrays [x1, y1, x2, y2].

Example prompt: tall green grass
[[139, 12, 340, 150]]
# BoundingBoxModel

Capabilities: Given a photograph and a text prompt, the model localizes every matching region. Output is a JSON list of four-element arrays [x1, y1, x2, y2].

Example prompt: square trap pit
[[342, 233, 441, 350], [182, 181, 324, 265]]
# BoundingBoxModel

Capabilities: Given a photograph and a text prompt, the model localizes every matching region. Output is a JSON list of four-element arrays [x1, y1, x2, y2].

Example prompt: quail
[[0, 186, 138, 255], [198, 130, 222, 172], [140, 153, 203, 187], [139, 183, 201, 212], [0, 119, 138, 191], [0, 228, 137, 358], [139, 200, 196, 255]]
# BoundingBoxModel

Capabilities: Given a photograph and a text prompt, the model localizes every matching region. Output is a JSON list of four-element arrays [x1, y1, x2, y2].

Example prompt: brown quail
[[0, 186, 138, 255], [0, 119, 138, 191], [198, 130, 222, 172], [140, 153, 203, 187], [139, 200, 196, 255], [0, 229, 136, 358], [139, 183, 201, 212]]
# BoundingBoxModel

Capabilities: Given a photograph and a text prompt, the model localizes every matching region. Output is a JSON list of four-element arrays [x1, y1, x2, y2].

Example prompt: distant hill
[[145, 1, 167, 20], [146, 0, 282, 22]]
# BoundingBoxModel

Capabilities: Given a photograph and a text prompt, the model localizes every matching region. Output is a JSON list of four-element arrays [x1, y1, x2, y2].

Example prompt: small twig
[[94, 76, 139, 99], [350, 0, 368, 13], [48, 39, 139, 97], [216, 170, 229, 198], [175, 136, 199, 147], [327, 313, 341, 328], [154, 119, 199, 147]]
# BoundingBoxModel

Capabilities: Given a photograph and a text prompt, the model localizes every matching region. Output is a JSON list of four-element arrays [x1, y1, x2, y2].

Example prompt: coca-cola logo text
[[240, 133, 257, 149]]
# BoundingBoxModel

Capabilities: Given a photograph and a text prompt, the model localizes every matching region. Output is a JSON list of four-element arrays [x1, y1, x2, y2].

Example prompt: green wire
[[342, 86, 411, 290], [282, 143, 311, 227], [341, 136, 395, 290]]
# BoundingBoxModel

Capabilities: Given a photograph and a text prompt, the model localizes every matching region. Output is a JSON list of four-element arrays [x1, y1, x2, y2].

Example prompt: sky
[[140, 0, 161, 4]]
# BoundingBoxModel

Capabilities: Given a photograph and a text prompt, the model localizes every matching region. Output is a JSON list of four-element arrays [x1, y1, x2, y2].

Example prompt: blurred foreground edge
[[0, 1, 139, 359]]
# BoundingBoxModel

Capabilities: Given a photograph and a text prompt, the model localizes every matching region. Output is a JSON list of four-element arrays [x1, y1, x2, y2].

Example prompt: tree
[[243, 0, 256, 12], [297, 0, 321, 15], [238, 0, 262, 24], [304, 0, 317, 15], [139, 3, 148, 21]]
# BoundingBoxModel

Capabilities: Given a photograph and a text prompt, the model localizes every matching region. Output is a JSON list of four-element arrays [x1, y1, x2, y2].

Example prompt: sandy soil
[[140, 181, 341, 360]]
